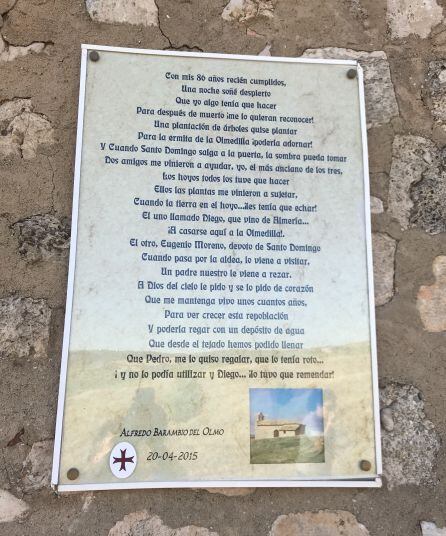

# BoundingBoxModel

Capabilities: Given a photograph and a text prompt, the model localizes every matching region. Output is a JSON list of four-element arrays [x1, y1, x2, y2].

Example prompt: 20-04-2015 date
[[147, 451, 198, 461]]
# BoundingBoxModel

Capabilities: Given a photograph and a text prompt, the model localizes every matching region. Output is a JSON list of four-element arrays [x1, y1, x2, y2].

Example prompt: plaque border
[[51, 44, 382, 491]]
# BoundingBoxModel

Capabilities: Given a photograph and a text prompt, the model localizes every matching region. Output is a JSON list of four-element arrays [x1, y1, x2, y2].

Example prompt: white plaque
[[52, 45, 382, 491]]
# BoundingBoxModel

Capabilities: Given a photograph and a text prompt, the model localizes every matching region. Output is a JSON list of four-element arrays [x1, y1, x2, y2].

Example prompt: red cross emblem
[[112, 448, 135, 471]]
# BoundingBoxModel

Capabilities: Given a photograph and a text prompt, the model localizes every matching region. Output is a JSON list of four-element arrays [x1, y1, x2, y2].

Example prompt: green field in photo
[[250, 436, 325, 464]]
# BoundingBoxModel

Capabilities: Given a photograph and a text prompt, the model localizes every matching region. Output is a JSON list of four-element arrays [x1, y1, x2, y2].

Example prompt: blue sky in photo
[[250, 388, 324, 436]]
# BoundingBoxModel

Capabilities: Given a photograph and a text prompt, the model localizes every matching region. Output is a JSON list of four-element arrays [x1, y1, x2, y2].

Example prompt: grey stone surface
[[410, 169, 446, 235], [0, 296, 51, 360], [258, 43, 271, 55], [202, 488, 255, 496], [370, 196, 384, 214], [380, 407, 394, 432], [222, 0, 275, 22], [12, 214, 70, 263], [388, 135, 443, 232], [301, 48, 399, 129], [421, 521, 446, 535], [269, 511, 370, 535], [387, 0, 443, 39], [0, 99, 54, 160], [0, 490, 28, 523], [21, 440, 53, 492], [0, 0, 16, 14], [426, 61, 446, 124], [0, 33, 48, 62], [380, 383, 441, 489], [81, 492, 95, 512], [372, 233, 396, 306], [85, 0, 158, 26], [417, 256, 446, 332], [108, 512, 219, 536]]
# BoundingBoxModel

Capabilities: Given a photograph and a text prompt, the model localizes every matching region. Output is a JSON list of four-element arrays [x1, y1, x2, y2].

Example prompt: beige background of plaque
[[58, 344, 374, 484], [57, 52, 376, 484], [71, 53, 371, 352]]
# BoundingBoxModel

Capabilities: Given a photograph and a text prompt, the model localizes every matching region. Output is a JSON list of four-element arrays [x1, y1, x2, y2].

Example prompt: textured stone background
[[0, 0, 446, 534]]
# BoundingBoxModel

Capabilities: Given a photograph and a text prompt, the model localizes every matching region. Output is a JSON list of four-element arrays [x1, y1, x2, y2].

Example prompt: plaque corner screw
[[89, 50, 100, 62], [347, 68, 357, 79], [359, 459, 371, 471], [67, 467, 80, 480]]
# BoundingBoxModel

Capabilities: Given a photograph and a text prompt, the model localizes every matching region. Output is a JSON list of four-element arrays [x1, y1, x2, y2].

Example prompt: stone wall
[[0, 0, 445, 534]]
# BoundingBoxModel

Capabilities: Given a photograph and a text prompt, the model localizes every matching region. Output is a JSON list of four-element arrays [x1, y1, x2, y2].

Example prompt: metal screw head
[[67, 467, 79, 480], [347, 68, 357, 79], [89, 50, 100, 62], [359, 459, 371, 471]]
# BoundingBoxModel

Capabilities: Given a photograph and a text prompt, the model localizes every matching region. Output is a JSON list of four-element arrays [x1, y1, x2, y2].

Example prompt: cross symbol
[[113, 449, 134, 471]]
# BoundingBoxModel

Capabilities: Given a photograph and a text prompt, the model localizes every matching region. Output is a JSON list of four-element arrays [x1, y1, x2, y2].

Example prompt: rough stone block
[[108, 512, 218, 535], [0, 33, 48, 62], [269, 511, 370, 535], [426, 60, 446, 120], [0, 296, 51, 360], [387, 135, 428, 228], [372, 233, 396, 306], [0, 490, 28, 523], [370, 196, 384, 214], [21, 440, 53, 492], [222, 0, 275, 22], [0, 99, 54, 160], [387, 135, 446, 234], [387, 0, 443, 39], [258, 43, 271, 56], [12, 214, 70, 263], [421, 521, 446, 535], [417, 256, 446, 332], [301, 48, 399, 129], [203, 487, 255, 496], [85, 0, 158, 27], [0, 0, 16, 15], [380, 407, 394, 432], [410, 168, 446, 235], [426, 60, 446, 126], [380, 383, 440, 489]]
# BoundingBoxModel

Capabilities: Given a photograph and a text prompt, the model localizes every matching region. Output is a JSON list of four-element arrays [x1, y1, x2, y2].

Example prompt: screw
[[67, 467, 79, 480], [89, 50, 100, 62], [347, 68, 357, 79], [359, 459, 371, 471]]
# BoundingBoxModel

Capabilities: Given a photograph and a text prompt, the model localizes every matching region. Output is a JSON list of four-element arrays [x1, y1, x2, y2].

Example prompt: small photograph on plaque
[[250, 388, 324, 464], [51, 45, 382, 491]]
